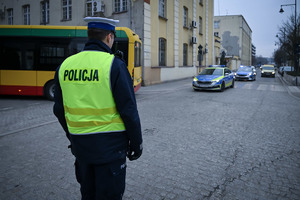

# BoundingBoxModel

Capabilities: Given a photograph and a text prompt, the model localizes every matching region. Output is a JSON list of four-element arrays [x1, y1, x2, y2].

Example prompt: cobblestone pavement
[[0, 74, 300, 200]]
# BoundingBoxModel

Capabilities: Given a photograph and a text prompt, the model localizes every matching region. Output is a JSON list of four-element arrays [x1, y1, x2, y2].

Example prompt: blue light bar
[[209, 65, 226, 67]]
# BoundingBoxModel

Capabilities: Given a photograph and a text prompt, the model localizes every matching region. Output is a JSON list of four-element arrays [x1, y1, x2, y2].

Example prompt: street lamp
[[279, 0, 298, 72], [279, 7, 284, 13]]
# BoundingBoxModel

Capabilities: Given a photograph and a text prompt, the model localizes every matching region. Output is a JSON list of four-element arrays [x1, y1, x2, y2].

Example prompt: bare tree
[[274, 14, 300, 72]]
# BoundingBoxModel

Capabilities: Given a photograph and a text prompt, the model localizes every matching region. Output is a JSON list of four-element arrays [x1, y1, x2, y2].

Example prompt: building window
[[23, 5, 30, 25], [214, 21, 220, 29], [183, 43, 188, 66], [159, 0, 166, 18], [7, 9, 13, 25], [114, 0, 127, 13], [41, 0, 50, 24], [62, 0, 72, 20], [199, 17, 202, 34], [159, 38, 166, 66], [183, 6, 188, 28], [86, 0, 93, 16]]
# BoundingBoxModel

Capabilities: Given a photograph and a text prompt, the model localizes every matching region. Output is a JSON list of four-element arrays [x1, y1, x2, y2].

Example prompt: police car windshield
[[200, 68, 223, 75], [237, 67, 252, 72]]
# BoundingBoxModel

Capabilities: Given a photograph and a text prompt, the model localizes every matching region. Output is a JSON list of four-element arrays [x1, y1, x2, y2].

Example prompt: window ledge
[[113, 10, 128, 14], [159, 16, 168, 21], [152, 66, 174, 68], [61, 19, 72, 22], [179, 65, 193, 68]]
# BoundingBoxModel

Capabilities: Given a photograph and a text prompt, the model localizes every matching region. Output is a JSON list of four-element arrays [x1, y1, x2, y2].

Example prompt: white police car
[[235, 66, 256, 81], [193, 65, 234, 92]]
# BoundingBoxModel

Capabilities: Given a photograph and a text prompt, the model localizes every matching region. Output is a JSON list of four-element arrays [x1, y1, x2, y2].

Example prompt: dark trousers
[[75, 158, 126, 200]]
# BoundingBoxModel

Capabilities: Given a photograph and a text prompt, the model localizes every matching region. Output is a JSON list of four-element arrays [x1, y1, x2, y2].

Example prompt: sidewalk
[[278, 72, 300, 100]]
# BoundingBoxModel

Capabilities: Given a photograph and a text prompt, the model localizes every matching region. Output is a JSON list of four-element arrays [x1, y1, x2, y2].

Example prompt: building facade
[[0, 0, 217, 85], [214, 15, 252, 70]]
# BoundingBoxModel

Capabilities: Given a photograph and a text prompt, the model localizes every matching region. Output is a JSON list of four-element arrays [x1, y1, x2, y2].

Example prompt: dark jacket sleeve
[[53, 66, 70, 141], [111, 57, 143, 151]]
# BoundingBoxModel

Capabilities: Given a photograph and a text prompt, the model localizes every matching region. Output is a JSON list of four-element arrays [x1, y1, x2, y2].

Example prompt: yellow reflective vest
[[59, 51, 126, 134]]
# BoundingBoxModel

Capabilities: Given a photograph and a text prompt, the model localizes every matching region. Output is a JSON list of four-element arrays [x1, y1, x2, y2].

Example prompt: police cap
[[84, 17, 119, 32]]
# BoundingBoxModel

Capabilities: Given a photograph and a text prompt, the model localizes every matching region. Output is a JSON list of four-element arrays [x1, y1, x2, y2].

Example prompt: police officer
[[53, 17, 143, 200]]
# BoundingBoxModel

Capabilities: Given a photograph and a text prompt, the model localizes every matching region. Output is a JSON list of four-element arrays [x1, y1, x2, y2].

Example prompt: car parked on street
[[278, 66, 294, 76], [278, 66, 284, 76], [261, 65, 275, 77], [235, 66, 256, 81], [193, 65, 234, 92]]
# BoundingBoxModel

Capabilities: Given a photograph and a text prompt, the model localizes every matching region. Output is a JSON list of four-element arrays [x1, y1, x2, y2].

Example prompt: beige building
[[0, 0, 218, 85], [214, 15, 252, 70]]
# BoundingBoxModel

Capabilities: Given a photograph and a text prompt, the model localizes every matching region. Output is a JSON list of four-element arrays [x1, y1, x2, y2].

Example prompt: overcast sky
[[214, 0, 300, 58]]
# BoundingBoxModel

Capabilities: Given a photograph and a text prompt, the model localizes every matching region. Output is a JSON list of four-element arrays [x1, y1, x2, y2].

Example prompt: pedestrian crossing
[[257, 84, 270, 91], [235, 83, 300, 93]]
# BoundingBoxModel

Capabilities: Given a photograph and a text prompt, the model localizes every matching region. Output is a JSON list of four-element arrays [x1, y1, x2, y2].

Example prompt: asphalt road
[[0, 70, 300, 200]]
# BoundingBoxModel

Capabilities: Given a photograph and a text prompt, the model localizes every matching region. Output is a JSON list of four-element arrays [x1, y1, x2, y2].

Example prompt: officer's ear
[[103, 33, 111, 46], [108, 32, 115, 42], [105, 33, 115, 49]]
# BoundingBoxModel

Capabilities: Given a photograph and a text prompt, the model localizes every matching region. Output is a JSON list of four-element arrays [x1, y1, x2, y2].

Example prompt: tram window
[[69, 38, 88, 55], [0, 48, 21, 70], [38, 37, 71, 71], [0, 38, 22, 70], [24, 51, 34, 70], [134, 42, 141, 67], [39, 46, 66, 70]]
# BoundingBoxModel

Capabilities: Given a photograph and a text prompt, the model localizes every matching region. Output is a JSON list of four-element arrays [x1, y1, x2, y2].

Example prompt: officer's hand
[[127, 143, 143, 161], [127, 149, 142, 161]]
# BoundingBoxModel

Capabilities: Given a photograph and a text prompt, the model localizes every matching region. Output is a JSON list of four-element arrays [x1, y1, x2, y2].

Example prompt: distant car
[[261, 65, 275, 77], [278, 66, 284, 76], [279, 66, 294, 76], [193, 65, 234, 92], [235, 66, 256, 81]]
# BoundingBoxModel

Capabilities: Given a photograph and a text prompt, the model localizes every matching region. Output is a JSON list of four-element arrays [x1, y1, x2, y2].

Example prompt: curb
[[277, 73, 300, 100]]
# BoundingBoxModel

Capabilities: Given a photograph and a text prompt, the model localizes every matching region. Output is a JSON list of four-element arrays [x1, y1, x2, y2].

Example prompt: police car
[[193, 65, 234, 92], [234, 66, 256, 81]]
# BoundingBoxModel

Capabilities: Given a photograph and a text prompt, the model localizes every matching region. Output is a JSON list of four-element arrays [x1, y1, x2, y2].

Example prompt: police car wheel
[[230, 79, 234, 88], [220, 82, 225, 92], [44, 81, 55, 101]]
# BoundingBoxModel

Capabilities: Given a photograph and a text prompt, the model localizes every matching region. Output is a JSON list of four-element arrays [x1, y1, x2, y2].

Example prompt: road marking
[[257, 84, 268, 90], [0, 107, 13, 111], [0, 120, 57, 137], [238, 84, 286, 92], [270, 85, 285, 92], [242, 83, 255, 90]]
